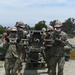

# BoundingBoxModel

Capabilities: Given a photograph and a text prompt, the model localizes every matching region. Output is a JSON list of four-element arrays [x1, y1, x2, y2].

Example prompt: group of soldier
[[42, 20, 67, 75], [2, 21, 28, 75], [1, 20, 67, 75]]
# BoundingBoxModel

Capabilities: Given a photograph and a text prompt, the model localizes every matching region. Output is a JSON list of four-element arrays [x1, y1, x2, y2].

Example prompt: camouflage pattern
[[16, 26, 28, 75], [5, 58, 12, 75], [20, 31, 28, 62], [17, 25, 28, 61], [53, 31, 68, 56], [48, 56, 65, 75], [48, 31, 67, 75], [5, 43, 22, 75], [16, 27, 28, 74], [17, 30, 23, 39], [44, 32, 54, 72], [22, 30, 28, 61], [4, 28, 23, 75], [5, 58, 21, 75]]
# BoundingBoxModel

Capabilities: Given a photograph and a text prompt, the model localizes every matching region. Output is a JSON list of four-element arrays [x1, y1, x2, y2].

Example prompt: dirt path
[[0, 60, 75, 75]]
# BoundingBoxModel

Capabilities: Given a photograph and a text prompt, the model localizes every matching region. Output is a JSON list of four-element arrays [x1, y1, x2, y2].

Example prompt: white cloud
[[0, 0, 74, 7], [0, 0, 75, 27]]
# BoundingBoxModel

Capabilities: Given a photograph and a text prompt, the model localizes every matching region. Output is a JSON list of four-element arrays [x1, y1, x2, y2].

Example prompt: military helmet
[[17, 21, 25, 28], [42, 28, 46, 32], [47, 25, 54, 31], [11, 27, 17, 31], [54, 20, 62, 27]]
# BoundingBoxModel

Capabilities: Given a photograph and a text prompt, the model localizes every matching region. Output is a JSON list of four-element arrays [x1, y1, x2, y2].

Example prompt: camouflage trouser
[[48, 56, 65, 75], [47, 57, 55, 75], [22, 48, 26, 61], [44, 49, 50, 69], [5, 58, 21, 75]]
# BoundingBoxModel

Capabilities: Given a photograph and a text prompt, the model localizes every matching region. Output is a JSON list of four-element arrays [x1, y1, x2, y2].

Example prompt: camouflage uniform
[[49, 21, 67, 75], [16, 27, 24, 74], [5, 44, 21, 75], [52, 31, 67, 75], [44, 33, 54, 71], [22, 30, 28, 61], [43, 26, 54, 73], [16, 21, 28, 75], [4, 27, 22, 75], [17, 30, 27, 62]]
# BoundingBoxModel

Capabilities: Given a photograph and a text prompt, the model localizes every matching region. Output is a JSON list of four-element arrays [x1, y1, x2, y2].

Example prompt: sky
[[0, 0, 75, 27]]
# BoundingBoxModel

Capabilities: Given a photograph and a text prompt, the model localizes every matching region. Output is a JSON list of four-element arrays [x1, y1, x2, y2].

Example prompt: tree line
[[0, 17, 75, 34]]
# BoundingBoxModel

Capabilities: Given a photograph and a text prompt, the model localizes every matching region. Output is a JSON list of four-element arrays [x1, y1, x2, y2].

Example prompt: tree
[[25, 24, 31, 30], [49, 20, 57, 27], [0, 27, 5, 34], [62, 18, 75, 34], [34, 20, 47, 30], [0, 25, 5, 34]]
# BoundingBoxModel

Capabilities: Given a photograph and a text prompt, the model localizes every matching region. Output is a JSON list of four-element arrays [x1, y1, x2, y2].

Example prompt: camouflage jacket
[[5, 31, 22, 58], [44, 33, 55, 57], [52, 31, 68, 56], [44, 33, 54, 48]]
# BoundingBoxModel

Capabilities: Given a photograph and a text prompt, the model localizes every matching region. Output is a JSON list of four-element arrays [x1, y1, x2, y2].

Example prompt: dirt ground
[[68, 38, 75, 59], [68, 37, 75, 43], [0, 60, 75, 75]]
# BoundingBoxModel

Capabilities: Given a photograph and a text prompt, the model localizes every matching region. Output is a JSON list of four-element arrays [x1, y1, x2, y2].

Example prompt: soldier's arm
[[3, 39, 10, 50], [60, 33, 68, 46]]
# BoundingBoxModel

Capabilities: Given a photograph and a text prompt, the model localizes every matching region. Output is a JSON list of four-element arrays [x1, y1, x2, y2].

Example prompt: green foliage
[[25, 24, 31, 30], [0, 27, 5, 34], [50, 20, 57, 27], [30, 27, 34, 30], [34, 20, 47, 30], [1, 18, 75, 34], [62, 18, 75, 34]]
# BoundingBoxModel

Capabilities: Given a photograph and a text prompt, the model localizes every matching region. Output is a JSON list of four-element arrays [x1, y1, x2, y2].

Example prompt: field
[[70, 49, 75, 59], [68, 37, 75, 60]]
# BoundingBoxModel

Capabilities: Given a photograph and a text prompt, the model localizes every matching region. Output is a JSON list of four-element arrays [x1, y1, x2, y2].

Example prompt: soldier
[[41, 27, 46, 42], [16, 21, 28, 75], [4, 27, 22, 75], [52, 20, 68, 75], [16, 21, 25, 39], [43, 26, 54, 73], [42, 28, 46, 35], [16, 21, 28, 62]]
